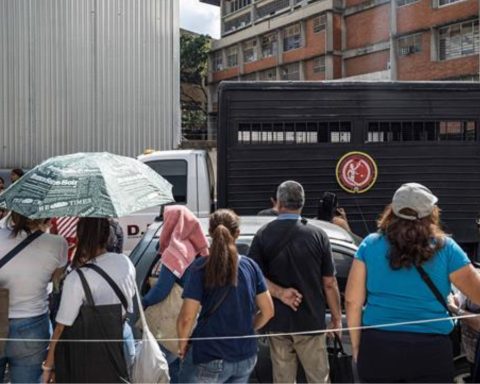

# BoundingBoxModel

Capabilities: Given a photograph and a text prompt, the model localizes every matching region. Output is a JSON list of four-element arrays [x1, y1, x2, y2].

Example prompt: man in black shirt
[[248, 180, 342, 383]]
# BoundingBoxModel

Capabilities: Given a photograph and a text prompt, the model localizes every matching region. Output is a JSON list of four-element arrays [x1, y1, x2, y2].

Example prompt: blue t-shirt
[[356, 233, 470, 334], [182, 255, 268, 364]]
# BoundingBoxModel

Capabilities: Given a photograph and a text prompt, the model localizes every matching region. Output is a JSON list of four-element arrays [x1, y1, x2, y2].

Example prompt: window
[[261, 33, 278, 58], [212, 51, 223, 71], [223, 0, 252, 16], [440, 74, 480, 81], [396, 0, 419, 6], [237, 121, 352, 144], [397, 34, 422, 56], [243, 39, 257, 63], [241, 72, 257, 81], [439, 20, 479, 60], [259, 68, 277, 80], [226, 46, 238, 68], [313, 14, 326, 33], [283, 24, 302, 51], [256, 0, 290, 19], [145, 160, 188, 203], [224, 13, 251, 34], [313, 56, 325, 73], [438, 0, 463, 6], [366, 121, 477, 142], [281, 62, 300, 80]]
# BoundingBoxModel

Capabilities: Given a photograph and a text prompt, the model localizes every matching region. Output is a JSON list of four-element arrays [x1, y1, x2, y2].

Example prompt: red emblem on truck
[[336, 152, 378, 194]]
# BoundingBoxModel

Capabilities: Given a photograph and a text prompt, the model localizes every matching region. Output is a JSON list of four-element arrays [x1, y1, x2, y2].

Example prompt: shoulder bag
[[267, 218, 307, 265], [55, 266, 129, 383], [328, 333, 354, 383], [0, 230, 42, 355], [132, 283, 170, 384], [415, 265, 461, 356]]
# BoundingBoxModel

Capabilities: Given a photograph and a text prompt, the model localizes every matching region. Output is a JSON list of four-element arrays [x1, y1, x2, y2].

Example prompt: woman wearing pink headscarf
[[142, 205, 209, 383], [142, 205, 209, 307]]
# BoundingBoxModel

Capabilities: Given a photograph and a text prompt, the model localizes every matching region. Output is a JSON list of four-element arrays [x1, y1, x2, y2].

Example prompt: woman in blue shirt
[[177, 209, 274, 383], [346, 183, 480, 382]]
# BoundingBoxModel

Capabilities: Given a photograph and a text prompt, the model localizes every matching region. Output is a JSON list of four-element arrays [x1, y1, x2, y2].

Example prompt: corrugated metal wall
[[0, 0, 180, 168]]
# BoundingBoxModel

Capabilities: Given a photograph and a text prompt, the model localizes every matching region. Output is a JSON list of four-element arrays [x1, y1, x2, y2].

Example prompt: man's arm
[[267, 279, 303, 311], [323, 276, 342, 333]]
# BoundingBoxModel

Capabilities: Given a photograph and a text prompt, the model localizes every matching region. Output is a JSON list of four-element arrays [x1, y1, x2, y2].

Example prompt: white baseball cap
[[392, 183, 438, 220]]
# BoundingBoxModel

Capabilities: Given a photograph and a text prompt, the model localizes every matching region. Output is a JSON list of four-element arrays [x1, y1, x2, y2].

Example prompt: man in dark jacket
[[248, 180, 342, 383]]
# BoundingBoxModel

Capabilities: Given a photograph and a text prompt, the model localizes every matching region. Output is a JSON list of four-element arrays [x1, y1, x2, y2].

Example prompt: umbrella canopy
[[0, 152, 174, 218]]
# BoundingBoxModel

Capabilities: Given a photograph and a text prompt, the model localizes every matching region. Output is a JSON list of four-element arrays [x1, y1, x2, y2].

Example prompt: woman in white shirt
[[42, 217, 136, 383], [0, 212, 67, 383]]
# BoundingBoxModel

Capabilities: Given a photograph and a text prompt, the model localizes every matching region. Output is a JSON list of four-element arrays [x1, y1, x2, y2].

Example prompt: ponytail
[[205, 210, 240, 288]]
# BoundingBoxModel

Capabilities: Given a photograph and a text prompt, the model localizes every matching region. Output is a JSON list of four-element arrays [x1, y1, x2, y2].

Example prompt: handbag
[[0, 230, 43, 355], [328, 333, 354, 383], [55, 267, 129, 383], [139, 282, 183, 355], [132, 283, 170, 384], [415, 265, 462, 355]]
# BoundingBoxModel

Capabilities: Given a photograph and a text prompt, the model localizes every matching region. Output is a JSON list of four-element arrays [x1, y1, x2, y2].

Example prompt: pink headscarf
[[159, 205, 209, 277]]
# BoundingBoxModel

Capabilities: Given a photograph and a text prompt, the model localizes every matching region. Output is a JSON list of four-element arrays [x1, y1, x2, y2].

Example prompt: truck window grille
[[237, 121, 351, 144], [366, 121, 477, 142]]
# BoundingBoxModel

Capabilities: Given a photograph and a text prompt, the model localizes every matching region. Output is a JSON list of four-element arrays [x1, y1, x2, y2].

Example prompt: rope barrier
[[3, 312, 479, 343]]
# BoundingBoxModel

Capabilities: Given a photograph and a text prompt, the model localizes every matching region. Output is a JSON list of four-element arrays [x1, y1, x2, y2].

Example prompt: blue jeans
[[161, 345, 180, 383], [0, 313, 51, 383], [180, 348, 257, 383]]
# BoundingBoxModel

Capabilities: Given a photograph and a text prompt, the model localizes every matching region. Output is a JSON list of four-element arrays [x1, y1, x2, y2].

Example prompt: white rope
[[4, 312, 479, 343]]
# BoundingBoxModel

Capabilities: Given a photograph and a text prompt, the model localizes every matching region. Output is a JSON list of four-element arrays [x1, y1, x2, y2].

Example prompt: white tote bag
[[132, 285, 170, 384]]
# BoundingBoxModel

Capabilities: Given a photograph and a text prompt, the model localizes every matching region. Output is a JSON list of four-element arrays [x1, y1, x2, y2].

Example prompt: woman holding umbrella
[[42, 217, 137, 383], [0, 212, 68, 383]]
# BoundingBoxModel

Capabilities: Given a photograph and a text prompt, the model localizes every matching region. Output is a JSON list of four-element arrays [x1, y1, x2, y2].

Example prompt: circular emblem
[[336, 152, 378, 194]]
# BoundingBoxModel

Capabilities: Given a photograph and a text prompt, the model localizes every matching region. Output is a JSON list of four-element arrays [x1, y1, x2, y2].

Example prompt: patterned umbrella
[[0, 152, 174, 218]]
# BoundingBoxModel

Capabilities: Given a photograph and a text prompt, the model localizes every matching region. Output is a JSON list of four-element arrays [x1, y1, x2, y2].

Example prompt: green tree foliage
[[181, 33, 210, 85], [180, 32, 211, 134]]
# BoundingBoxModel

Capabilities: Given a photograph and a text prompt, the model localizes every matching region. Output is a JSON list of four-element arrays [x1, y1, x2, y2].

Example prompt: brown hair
[[204, 209, 240, 288], [10, 212, 45, 237], [378, 204, 445, 269], [73, 217, 110, 268]]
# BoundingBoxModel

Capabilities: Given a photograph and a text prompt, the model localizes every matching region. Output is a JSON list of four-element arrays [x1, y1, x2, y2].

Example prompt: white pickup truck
[[118, 149, 215, 253]]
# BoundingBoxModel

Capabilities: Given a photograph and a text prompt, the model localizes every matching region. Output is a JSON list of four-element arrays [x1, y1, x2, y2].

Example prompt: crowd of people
[[1, 173, 480, 383]]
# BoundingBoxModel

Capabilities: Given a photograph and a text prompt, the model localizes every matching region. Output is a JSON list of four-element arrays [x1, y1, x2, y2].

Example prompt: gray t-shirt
[[0, 229, 68, 318], [56, 252, 136, 326]]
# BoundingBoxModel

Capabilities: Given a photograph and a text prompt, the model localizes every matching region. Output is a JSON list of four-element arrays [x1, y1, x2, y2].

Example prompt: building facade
[[203, 0, 480, 117]]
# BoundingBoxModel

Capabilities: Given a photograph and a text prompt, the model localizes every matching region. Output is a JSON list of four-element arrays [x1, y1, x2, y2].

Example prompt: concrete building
[[202, 0, 479, 117]]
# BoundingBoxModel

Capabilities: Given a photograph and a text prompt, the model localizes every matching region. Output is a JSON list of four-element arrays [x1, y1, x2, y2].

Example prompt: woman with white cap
[[346, 182, 480, 382]]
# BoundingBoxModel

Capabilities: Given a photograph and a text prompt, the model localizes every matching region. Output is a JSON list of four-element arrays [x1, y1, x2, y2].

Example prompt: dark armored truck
[[217, 81, 480, 259]]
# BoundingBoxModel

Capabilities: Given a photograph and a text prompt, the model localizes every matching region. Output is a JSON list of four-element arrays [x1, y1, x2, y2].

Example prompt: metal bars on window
[[237, 121, 352, 144], [261, 33, 278, 58], [224, 13, 251, 34], [283, 23, 302, 52], [313, 14, 326, 33], [367, 121, 477, 142], [256, 0, 290, 19], [396, 0, 419, 6], [313, 56, 326, 73], [223, 0, 252, 16], [439, 19, 480, 61], [397, 34, 422, 56]]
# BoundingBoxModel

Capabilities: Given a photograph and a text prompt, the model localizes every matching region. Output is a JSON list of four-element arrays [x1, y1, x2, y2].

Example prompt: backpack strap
[[83, 264, 129, 311], [0, 230, 43, 270], [76, 269, 95, 306]]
